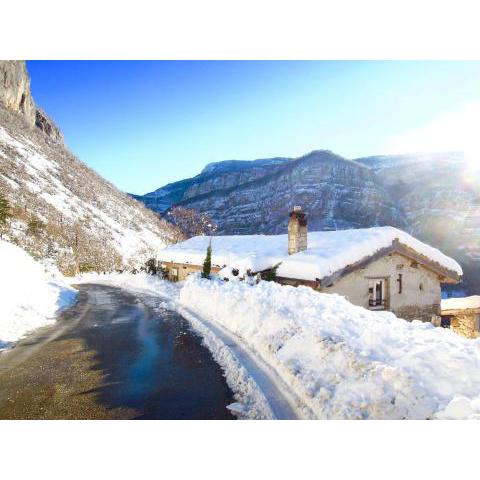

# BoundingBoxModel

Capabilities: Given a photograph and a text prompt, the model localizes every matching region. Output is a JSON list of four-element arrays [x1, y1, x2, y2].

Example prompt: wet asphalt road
[[0, 284, 235, 420]]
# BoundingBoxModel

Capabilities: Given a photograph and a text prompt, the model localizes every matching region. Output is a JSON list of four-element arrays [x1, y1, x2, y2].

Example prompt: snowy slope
[[180, 276, 480, 419], [0, 106, 181, 274], [0, 239, 76, 350], [0, 61, 181, 274]]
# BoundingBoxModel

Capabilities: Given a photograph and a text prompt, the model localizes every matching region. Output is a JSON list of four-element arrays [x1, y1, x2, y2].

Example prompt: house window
[[368, 279, 386, 309], [397, 274, 402, 294], [170, 267, 179, 281]]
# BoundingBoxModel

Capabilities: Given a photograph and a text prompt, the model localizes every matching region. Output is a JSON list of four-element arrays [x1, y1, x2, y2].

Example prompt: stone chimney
[[288, 206, 308, 255]]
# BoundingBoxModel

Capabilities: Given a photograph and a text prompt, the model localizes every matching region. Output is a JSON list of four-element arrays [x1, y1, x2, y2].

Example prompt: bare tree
[[166, 206, 218, 239]]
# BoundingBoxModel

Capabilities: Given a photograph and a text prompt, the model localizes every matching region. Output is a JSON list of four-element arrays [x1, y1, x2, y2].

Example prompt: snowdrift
[[179, 275, 480, 419], [0, 239, 77, 349]]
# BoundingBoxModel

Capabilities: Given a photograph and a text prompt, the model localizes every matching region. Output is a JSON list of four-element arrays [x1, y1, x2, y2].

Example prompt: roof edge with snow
[[315, 238, 461, 287]]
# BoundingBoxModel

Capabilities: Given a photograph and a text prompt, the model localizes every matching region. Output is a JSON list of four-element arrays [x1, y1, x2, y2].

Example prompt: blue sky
[[27, 61, 480, 194]]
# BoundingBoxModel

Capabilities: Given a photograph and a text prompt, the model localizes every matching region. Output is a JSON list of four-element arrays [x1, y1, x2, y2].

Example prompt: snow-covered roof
[[158, 226, 462, 282], [441, 296, 480, 312]]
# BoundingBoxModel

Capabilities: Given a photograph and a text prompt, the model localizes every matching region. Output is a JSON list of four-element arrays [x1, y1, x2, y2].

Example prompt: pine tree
[[201, 240, 212, 279], [0, 193, 11, 227]]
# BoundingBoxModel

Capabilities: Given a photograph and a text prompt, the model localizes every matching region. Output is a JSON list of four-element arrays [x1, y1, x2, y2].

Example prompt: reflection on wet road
[[74, 285, 236, 419]]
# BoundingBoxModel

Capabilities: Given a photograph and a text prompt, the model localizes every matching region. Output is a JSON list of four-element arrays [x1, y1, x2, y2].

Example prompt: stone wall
[[442, 310, 480, 339], [450, 314, 477, 338]]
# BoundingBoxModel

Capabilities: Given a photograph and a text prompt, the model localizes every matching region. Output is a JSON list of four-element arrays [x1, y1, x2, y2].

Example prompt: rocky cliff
[[0, 60, 63, 144], [0, 61, 181, 274], [0, 61, 36, 127]]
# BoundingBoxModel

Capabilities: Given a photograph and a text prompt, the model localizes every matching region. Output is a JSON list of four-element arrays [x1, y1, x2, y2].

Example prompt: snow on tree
[[167, 206, 217, 239]]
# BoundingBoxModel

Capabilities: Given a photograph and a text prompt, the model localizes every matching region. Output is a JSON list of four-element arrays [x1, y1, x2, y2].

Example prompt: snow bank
[[0, 240, 77, 350], [442, 295, 480, 311], [158, 226, 462, 281], [179, 275, 480, 419]]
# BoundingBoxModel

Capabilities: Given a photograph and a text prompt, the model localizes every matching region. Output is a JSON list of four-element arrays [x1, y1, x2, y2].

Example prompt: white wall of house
[[322, 252, 441, 321]]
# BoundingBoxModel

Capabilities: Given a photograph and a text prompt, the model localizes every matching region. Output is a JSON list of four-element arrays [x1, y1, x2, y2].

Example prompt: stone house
[[157, 207, 462, 322], [441, 296, 480, 338], [160, 260, 222, 282]]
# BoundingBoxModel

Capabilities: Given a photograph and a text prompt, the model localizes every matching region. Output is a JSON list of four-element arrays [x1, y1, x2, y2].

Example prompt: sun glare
[[386, 102, 480, 170]]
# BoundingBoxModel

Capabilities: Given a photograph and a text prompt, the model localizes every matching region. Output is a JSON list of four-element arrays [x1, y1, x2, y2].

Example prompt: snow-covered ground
[[72, 272, 480, 419], [180, 276, 480, 419], [0, 239, 77, 350], [442, 295, 480, 310]]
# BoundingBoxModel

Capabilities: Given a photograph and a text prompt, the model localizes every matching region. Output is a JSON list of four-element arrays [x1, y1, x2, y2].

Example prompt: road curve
[[133, 288, 311, 419], [1, 282, 309, 420]]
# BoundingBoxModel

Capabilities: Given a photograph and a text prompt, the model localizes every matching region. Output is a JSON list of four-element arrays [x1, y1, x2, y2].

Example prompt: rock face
[[0, 61, 63, 143], [0, 61, 36, 127], [35, 108, 64, 144]]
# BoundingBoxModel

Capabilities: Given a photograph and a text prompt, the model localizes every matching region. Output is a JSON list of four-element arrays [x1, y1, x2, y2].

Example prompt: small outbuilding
[[441, 296, 480, 339]]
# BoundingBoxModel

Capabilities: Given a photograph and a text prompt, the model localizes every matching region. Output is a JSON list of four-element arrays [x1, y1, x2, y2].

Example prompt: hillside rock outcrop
[[0, 60, 36, 127], [35, 108, 64, 144], [1, 61, 63, 144]]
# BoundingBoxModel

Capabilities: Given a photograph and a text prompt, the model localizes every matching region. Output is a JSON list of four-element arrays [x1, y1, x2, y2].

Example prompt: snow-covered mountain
[[136, 150, 404, 235], [0, 61, 181, 275]]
